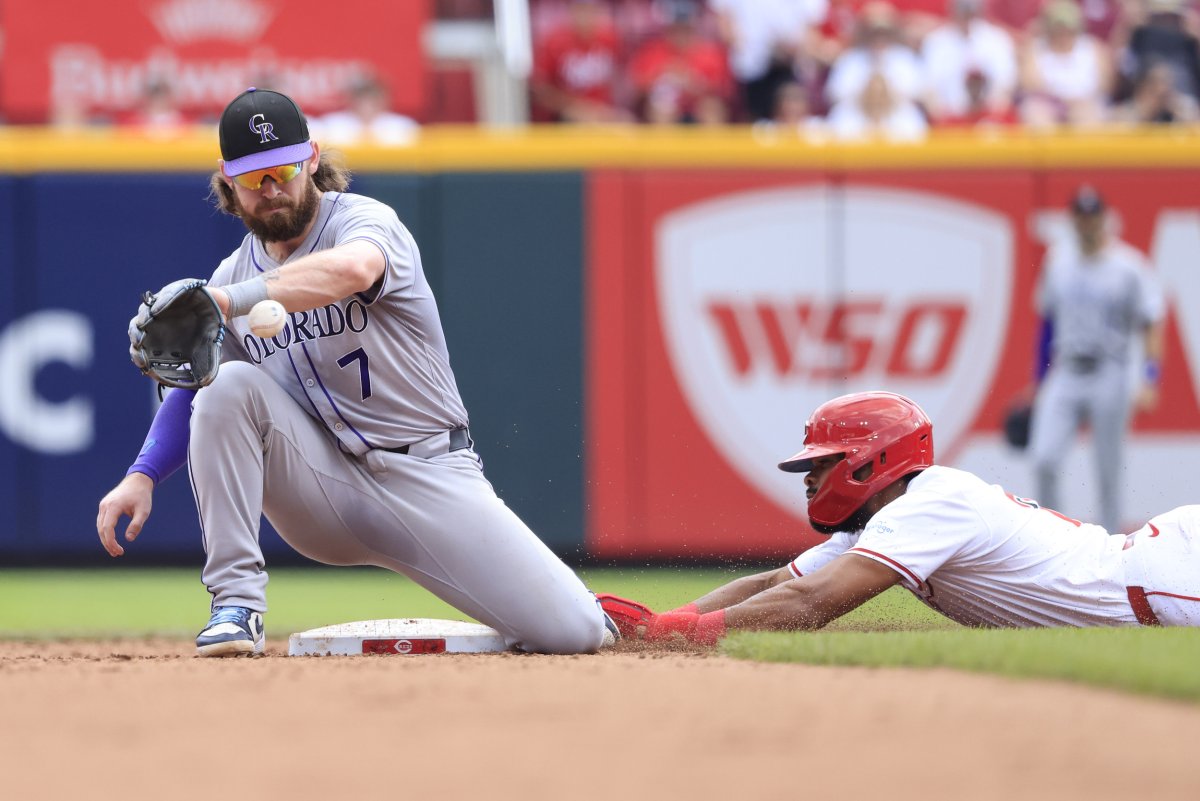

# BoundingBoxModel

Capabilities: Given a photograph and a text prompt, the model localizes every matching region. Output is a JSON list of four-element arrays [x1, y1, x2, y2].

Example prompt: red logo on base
[[361, 638, 447, 655]]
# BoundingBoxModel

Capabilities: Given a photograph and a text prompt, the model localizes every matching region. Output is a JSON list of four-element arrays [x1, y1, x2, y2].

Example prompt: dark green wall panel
[[429, 172, 585, 551]]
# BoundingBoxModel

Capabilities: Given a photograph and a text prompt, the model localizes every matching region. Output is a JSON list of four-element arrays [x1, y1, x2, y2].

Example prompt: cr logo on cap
[[249, 113, 279, 144]]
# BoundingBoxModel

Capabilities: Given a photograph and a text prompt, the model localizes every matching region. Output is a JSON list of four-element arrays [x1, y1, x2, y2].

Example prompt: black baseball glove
[[1002, 401, 1033, 450], [128, 278, 226, 389]]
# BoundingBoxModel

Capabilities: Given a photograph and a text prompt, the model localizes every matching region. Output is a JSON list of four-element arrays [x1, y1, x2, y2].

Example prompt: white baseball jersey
[[788, 530, 859, 578], [1036, 238, 1164, 364], [709, 0, 829, 80], [920, 19, 1017, 116], [210, 191, 469, 456], [1122, 506, 1200, 626], [790, 466, 1142, 627]]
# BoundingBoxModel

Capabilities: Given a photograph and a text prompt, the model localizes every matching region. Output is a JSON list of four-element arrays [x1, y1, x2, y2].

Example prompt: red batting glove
[[596, 593, 654, 639], [596, 594, 726, 645]]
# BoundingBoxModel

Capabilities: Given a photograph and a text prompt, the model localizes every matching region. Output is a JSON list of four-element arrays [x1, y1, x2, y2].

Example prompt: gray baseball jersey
[[1036, 239, 1164, 364], [188, 191, 608, 654], [210, 191, 469, 455]]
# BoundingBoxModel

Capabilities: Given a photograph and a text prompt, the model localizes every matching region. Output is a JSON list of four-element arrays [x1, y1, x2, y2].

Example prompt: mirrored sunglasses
[[233, 162, 305, 190]]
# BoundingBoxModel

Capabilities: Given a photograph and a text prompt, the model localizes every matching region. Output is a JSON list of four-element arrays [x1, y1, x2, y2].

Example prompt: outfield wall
[[0, 144, 587, 563], [2, 129, 1199, 564]]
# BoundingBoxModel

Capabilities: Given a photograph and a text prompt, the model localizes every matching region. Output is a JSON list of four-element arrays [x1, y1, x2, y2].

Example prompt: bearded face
[[232, 175, 322, 243], [809, 504, 875, 535]]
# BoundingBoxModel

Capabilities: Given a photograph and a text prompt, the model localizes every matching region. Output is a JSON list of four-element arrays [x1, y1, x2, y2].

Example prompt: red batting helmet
[[778, 391, 934, 528]]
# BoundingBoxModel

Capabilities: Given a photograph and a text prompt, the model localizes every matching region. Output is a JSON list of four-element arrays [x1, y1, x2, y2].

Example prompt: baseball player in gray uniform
[[1028, 186, 1165, 534], [96, 88, 614, 656]]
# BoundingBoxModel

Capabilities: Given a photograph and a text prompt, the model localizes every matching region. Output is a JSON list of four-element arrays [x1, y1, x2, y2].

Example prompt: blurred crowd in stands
[[10, 0, 1200, 141], [529, 0, 1200, 138]]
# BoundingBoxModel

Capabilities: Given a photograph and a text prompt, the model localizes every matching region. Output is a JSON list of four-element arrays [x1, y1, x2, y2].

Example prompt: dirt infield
[[2, 640, 1197, 801]]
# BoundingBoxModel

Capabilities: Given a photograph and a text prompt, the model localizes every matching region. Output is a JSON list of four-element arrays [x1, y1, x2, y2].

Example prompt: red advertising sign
[[587, 168, 1200, 560], [1, 0, 429, 123]]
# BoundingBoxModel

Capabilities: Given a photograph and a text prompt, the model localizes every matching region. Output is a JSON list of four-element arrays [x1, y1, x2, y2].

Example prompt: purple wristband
[[1035, 317, 1053, 382], [126, 388, 195, 485]]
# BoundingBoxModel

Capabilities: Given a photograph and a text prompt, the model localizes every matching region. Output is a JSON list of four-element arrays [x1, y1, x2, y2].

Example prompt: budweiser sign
[[1, 0, 428, 122], [49, 46, 370, 112], [655, 186, 1014, 516]]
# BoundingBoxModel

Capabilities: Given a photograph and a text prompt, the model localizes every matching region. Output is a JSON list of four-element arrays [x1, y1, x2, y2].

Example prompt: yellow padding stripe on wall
[[1, 126, 1199, 172]]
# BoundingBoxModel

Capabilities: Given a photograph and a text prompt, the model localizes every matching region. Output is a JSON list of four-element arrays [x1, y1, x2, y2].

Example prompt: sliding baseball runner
[[599, 392, 1200, 645]]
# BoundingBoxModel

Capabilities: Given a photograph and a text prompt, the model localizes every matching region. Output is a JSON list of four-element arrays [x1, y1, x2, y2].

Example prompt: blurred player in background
[[1028, 185, 1164, 535], [599, 391, 1200, 645]]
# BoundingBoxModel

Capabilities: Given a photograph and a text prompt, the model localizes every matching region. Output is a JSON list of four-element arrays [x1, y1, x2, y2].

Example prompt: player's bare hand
[[209, 286, 231, 320], [1135, 383, 1160, 415], [96, 473, 155, 557]]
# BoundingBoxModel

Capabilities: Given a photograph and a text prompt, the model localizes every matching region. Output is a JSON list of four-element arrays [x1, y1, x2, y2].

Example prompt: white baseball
[[248, 300, 287, 338]]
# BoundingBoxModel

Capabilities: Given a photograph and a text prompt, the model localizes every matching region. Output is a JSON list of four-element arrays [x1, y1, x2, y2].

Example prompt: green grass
[[4, 568, 1197, 703], [724, 626, 1200, 702], [0, 566, 735, 638]]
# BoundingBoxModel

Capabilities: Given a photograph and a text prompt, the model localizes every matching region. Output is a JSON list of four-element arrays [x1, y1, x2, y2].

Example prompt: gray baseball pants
[[1029, 358, 1133, 534], [187, 361, 608, 654]]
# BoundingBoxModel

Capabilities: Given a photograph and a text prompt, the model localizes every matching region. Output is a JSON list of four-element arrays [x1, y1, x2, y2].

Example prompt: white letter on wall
[[0, 310, 94, 454]]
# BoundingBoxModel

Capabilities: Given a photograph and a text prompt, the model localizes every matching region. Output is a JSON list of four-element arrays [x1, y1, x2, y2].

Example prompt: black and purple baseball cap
[[1070, 185, 1107, 216], [219, 88, 314, 178]]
